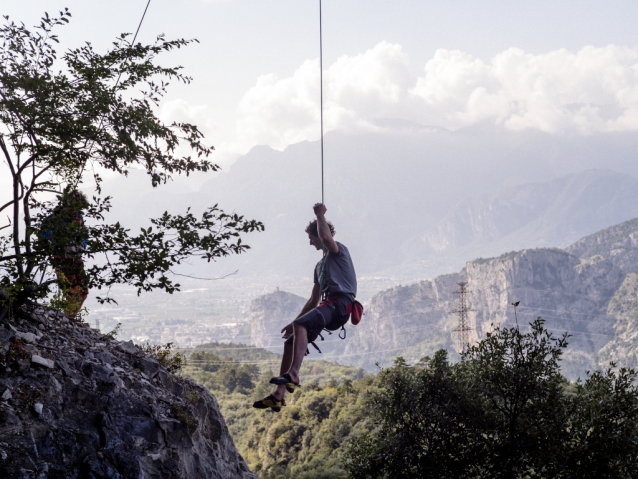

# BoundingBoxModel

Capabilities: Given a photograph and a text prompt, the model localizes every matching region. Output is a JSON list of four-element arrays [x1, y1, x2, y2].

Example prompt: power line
[[74, 0, 152, 188], [184, 345, 416, 365], [517, 305, 615, 321]]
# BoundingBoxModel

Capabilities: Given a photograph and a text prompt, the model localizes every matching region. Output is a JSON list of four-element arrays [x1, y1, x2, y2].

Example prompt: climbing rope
[[319, 0, 325, 204], [73, 0, 152, 189], [132, 0, 152, 45]]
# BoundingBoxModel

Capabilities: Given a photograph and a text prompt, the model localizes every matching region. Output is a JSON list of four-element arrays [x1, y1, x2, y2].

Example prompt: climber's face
[[308, 234, 323, 250]]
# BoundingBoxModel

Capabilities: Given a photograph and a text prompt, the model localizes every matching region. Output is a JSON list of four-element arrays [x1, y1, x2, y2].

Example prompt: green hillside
[[180, 343, 376, 478]]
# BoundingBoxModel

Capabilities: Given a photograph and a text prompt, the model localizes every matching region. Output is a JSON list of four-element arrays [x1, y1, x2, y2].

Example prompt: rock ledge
[[0, 307, 257, 479]]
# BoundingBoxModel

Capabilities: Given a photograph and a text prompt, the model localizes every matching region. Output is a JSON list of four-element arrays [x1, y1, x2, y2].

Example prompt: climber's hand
[[281, 323, 293, 339], [313, 203, 327, 217]]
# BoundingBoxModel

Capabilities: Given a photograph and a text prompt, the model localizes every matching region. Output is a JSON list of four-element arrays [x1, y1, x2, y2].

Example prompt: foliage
[[180, 343, 371, 479], [142, 342, 186, 373], [101, 322, 122, 341], [346, 318, 638, 479], [192, 342, 281, 362], [183, 351, 260, 394], [0, 10, 263, 316]]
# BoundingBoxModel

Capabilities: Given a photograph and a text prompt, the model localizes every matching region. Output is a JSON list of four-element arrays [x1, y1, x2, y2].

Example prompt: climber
[[253, 203, 357, 412]]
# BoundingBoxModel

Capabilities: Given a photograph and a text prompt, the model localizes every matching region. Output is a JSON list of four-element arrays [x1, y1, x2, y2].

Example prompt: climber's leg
[[271, 340, 294, 400], [286, 322, 309, 385]]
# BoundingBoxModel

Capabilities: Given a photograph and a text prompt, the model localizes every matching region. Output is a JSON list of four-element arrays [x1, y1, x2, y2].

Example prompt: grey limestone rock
[[31, 355, 55, 369], [250, 289, 306, 351], [117, 340, 140, 355], [0, 309, 257, 479]]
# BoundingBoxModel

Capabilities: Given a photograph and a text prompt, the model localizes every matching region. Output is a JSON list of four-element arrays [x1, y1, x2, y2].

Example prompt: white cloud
[[413, 45, 638, 134], [236, 41, 411, 151], [234, 43, 638, 152], [159, 98, 217, 134]]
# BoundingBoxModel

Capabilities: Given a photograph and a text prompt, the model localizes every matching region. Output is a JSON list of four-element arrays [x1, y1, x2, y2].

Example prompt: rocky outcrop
[[340, 247, 623, 376], [350, 219, 638, 378], [250, 289, 306, 352], [566, 217, 638, 274], [249, 248, 625, 376], [249, 217, 638, 380], [342, 218, 638, 378], [336, 273, 462, 368], [0, 307, 257, 479], [598, 273, 638, 367]]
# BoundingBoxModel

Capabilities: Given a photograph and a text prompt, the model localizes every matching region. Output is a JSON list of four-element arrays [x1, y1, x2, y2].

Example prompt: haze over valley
[[86, 126, 638, 368]]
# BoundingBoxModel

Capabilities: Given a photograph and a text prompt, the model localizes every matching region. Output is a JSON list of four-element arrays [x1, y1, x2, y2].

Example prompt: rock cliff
[[0, 307, 257, 479], [343, 217, 638, 377], [251, 217, 638, 379], [566, 217, 638, 274], [250, 290, 305, 352], [341, 245, 626, 377]]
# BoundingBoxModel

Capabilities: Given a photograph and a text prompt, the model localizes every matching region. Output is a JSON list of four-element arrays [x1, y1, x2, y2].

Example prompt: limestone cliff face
[[250, 290, 306, 351], [340, 247, 623, 375], [339, 273, 461, 369], [345, 218, 638, 377], [0, 307, 257, 479], [248, 247, 626, 376], [567, 217, 638, 274], [467, 249, 622, 352], [250, 217, 638, 379], [598, 273, 638, 367]]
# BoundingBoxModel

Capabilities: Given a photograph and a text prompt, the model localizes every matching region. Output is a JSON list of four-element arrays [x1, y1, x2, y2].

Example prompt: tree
[[346, 319, 638, 479], [0, 10, 263, 319]]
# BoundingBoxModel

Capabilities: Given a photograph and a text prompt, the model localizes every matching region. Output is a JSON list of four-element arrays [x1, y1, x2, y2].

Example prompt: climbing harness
[[306, 294, 364, 355], [315, 241, 365, 348]]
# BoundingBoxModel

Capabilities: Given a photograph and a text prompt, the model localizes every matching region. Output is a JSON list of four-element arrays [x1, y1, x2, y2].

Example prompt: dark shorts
[[285, 296, 351, 345]]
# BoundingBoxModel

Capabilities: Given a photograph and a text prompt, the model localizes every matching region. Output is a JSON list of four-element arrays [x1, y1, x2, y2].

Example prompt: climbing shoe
[[253, 394, 286, 411], [270, 372, 300, 393]]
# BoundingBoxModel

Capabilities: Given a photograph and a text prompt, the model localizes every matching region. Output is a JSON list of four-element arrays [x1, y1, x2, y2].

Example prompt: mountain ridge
[[251, 215, 638, 380], [95, 127, 638, 284]]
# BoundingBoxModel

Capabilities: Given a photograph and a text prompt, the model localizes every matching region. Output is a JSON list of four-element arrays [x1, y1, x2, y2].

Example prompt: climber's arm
[[313, 203, 339, 254], [281, 283, 321, 339], [300, 283, 321, 317]]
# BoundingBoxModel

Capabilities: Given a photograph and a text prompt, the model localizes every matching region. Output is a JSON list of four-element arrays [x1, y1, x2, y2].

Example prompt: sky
[[4, 1, 638, 305], [5, 0, 638, 169]]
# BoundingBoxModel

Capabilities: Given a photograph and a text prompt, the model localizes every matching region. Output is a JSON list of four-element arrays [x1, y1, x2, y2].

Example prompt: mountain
[[250, 216, 638, 380], [394, 169, 638, 278], [337, 245, 625, 378], [250, 289, 306, 351], [566, 217, 638, 273], [95, 127, 638, 286]]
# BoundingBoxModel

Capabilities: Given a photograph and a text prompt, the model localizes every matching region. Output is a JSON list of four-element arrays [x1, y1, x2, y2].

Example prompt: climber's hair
[[305, 220, 335, 237]]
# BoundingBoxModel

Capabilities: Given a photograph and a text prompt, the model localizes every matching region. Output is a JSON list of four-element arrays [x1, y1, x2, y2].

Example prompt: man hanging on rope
[[253, 203, 358, 411]]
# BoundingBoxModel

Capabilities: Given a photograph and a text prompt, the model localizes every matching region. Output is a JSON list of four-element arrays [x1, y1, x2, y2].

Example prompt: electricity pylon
[[451, 282, 475, 354]]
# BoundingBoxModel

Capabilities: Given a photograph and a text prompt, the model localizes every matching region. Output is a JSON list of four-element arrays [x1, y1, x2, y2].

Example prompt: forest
[[182, 343, 371, 478], [182, 319, 638, 479]]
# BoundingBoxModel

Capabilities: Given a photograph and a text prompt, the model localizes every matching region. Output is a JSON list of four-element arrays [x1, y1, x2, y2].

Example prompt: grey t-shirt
[[314, 241, 357, 297]]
